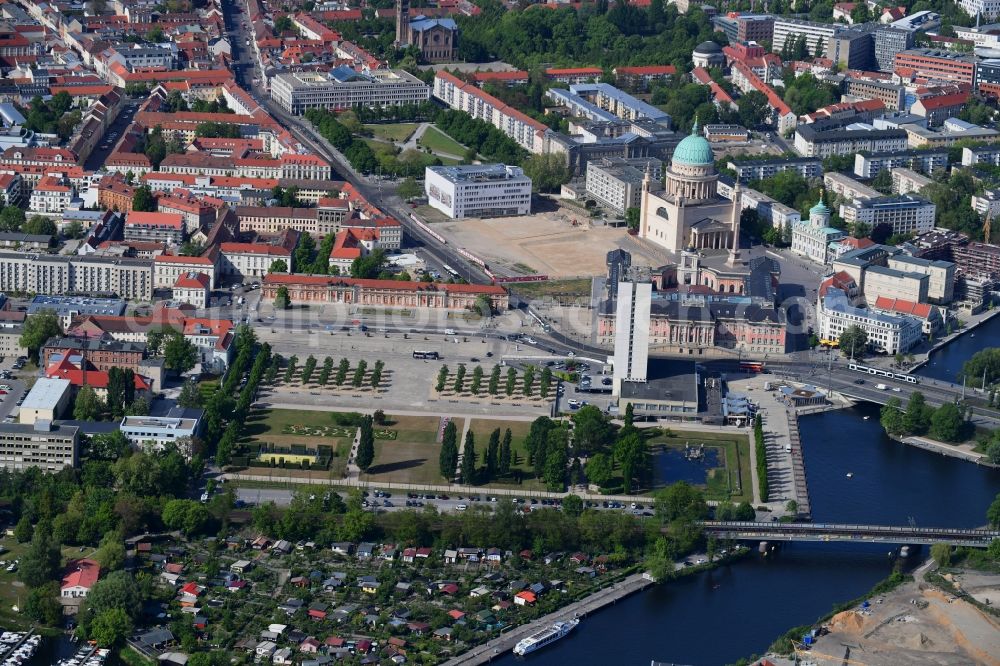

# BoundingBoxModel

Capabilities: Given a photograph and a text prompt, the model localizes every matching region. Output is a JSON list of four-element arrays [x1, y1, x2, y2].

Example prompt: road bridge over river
[[700, 521, 1000, 547]]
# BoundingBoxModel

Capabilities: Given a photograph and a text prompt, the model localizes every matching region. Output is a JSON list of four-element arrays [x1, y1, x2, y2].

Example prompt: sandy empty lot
[[436, 209, 665, 278], [806, 571, 1000, 666]]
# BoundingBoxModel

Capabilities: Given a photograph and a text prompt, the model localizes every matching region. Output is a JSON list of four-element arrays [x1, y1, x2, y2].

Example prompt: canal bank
[[911, 307, 1000, 381], [486, 401, 1000, 665]]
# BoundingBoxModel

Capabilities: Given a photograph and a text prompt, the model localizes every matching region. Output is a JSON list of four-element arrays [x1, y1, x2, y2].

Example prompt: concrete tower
[[396, 0, 411, 46], [612, 280, 652, 396]]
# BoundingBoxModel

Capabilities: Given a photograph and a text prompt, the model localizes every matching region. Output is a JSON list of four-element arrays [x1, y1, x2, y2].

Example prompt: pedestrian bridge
[[700, 521, 1000, 547]]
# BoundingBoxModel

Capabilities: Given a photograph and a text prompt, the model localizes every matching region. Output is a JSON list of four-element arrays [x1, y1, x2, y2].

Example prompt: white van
[[444, 328, 456, 335]]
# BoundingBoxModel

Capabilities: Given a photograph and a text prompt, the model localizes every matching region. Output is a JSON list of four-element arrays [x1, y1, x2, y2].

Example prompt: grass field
[[365, 122, 419, 143], [508, 278, 593, 303], [244, 408, 355, 445], [243, 408, 353, 477], [647, 430, 752, 503], [362, 415, 444, 484], [419, 126, 468, 156]]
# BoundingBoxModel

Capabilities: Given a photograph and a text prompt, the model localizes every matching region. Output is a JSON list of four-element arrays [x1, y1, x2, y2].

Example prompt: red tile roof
[[615, 65, 676, 76], [874, 296, 932, 318], [545, 67, 602, 77], [127, 211, 184, 229], [220, 242, 291, 256], [471, 70, 529, 82], [174, 272, 211, 290], [62, 559, 100, 590]]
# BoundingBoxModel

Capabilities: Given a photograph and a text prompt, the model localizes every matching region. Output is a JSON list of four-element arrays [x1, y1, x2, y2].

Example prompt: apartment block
[[794, 125, 908, 158], [433, 71, 550, 154], [845, 78, 906, 111], [891, 167, 933, 195], [727, 157, 822, 183], [823, 172, 881, 202], [854, 149, 949, 178], [839, 195, 936, 236], [0, 251, 152, 300]]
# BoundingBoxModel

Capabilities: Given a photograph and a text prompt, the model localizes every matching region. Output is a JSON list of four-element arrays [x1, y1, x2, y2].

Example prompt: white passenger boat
[[513, 619, 579, 656]]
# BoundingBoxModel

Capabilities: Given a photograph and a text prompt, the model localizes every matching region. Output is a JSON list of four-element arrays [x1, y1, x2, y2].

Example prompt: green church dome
[[672, 120, 714, 166], [810, 198, 830, 216]]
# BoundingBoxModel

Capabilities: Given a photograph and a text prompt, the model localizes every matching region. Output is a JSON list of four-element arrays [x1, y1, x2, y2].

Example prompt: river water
[[914, 312, 1000, 384], [496, 401, 1000, 666]]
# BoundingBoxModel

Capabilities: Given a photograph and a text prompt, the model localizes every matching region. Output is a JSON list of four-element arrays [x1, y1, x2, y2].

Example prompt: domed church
[[637, 120, 742, 261]]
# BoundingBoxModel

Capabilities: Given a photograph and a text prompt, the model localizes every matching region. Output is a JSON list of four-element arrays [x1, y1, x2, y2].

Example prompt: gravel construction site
[[434, 210, 663, 278], [797, 569, 1000, 666]]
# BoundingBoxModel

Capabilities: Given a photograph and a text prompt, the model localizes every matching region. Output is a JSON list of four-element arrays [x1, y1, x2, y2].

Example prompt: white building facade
[[424, 164, 532, 220]]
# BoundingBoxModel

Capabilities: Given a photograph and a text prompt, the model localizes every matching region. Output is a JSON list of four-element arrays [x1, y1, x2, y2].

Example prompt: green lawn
[[646, 430, 752, 503], [362, 415, 445, 485], [419, 126, 469, 156], [242, 409, 356, 464], [365, 122, 419, 142], [508, 278, 594, 304]]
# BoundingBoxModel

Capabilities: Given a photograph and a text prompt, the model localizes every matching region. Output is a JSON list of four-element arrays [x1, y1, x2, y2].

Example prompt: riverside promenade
[[441, 572, 654, 665]]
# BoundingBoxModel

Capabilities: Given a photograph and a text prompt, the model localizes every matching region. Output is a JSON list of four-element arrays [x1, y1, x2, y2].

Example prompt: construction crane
[[791, 641, 869, 666]]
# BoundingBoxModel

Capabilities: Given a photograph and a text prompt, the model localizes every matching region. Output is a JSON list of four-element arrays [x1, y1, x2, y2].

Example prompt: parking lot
[[0, 361, 27, 424], [234, 487, 655, 517]]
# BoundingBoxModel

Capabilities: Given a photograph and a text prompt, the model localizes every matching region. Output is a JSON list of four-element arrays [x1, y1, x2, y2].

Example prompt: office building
[[827, 27, 875, 70], [120, 413, 202, 453], [894, 49, 977, 86], [0, 421, 79, 472], [612, 280, 651, 395], [42, 337, 146, 374], [862, 265, 929, 305], [547, 84, 671, 124], [261, 274, 510, 311], [975, 58, 1000, 97], [585, 157, 663, 216], [18, 377, 72, 425], [887, 254, 955, 303], [270, 68, 430, 115], [874, 26, 914, 72], [840, 195, 936, 236], [854, 149, 949, 178], [28, 295, 126, 329], [818, 286, 922, 354], [424, 164, 532, 219], [738, 14, 775, 43], [958, 0, 1000, 21], [772, 18, 840, 55]]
